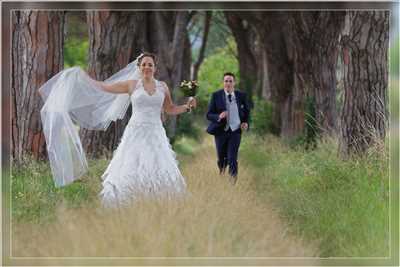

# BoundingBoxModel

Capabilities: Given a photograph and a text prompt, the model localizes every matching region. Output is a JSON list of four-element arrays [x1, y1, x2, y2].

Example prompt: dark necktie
[[228, 94, 232, 102]]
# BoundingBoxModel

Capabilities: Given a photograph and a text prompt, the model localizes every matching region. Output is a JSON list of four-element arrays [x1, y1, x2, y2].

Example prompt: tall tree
[[11, 11, 66, 162], [234, 11, 347, 139], [237, 12, 301, 138], [151, 11, 192, 141], [299, 12, 345, 135], [285, 11, 345, 138], [339, 11, 389, 156], [80, 11, 148, 157], [225, 12, 259, 104]]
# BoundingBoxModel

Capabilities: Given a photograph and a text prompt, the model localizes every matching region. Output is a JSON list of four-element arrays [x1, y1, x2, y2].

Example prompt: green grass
[[241, 134, 390, 257], [11, 157, 107, 224], [11, 131, 390, 257], [11, 135, 201, 224], [173, 136, 199, 156], [390, 79, 399, 120]]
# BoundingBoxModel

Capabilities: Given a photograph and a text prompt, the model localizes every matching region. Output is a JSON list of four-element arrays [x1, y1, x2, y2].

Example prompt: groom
[[206, 72, 250, 184]]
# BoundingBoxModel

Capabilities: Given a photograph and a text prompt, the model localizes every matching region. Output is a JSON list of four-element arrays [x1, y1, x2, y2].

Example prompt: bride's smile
[[139, 56, 156, 79]]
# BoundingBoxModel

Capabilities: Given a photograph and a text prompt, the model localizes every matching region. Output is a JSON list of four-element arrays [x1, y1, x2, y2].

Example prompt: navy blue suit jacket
[[206, 89, 250, 135]]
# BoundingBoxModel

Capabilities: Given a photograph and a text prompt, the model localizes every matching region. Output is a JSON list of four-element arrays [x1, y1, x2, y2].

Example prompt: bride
[[39, 53, 197, 207]]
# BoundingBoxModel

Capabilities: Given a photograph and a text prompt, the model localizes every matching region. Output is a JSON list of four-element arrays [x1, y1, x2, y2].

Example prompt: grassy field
[[241, 133, 390, 257], [10, 129, 390, 259], [10, 137, 316, 260]]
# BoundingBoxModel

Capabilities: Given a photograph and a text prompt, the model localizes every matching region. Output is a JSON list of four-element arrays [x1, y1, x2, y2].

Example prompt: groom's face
[[223, 75, 235, 92]]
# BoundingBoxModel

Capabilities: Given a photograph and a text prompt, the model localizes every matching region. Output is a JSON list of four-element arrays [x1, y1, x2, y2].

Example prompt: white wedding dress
[[99, 79, 186, 207], [39, 55, 186, 204]]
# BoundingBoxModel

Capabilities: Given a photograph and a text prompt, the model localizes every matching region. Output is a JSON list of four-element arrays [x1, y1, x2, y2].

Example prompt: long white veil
[[39, 56, 142, 187]]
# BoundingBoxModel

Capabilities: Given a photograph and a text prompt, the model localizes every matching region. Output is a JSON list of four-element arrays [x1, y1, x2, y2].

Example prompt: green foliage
[[64, 12, 88, 69], [197, 38, 239, 114], [190, 11, 233, 63], [204, 11, 233, 57], [172, 136, 200, 157], [390, 36, 399, 76], [175, 112, 203, 141], [390, 79, 399, 120], [250, 97, 276, 136], [241, 134, 389, 257], [64, 38, 89, 69]]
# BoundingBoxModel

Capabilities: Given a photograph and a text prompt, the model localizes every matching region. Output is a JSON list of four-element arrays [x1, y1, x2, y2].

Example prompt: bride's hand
[[187, 97, 197, 109]]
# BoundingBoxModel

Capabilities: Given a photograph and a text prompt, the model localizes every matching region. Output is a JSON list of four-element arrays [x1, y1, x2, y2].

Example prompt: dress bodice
[[101, 79, 186, 207], [128, 79, 165, 126]]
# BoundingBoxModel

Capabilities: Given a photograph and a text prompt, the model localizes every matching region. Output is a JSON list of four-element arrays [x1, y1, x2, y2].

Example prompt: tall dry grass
[[241, 133, 390, 257], [12, 137, 317, 259]]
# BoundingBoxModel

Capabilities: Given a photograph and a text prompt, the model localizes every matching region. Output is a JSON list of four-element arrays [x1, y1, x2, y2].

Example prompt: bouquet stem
[[188, 96, 194, 113]]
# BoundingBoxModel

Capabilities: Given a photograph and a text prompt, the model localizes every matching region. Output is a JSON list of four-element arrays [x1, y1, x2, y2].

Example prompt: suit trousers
[[214, 128, 241, 177]]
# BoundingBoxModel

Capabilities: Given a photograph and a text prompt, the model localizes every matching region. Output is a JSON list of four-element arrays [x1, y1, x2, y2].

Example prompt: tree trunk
[[225, 12, 258, 106], [234, 12, 303, 138], [339, 11, 389, 156], [152, 11, 191, 142], [80, 11, 147, 157], [11, 11, 65, 162], [283, 11, 345, 140], [278, 12, 308, 139], [308, 12, 346, 135], [260, 13, 300, 138], [260, 48, 271, 100]]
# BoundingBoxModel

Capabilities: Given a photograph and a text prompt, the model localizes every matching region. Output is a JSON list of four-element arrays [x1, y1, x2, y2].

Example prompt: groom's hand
[[218, 111, 228, 122], [240, 122, 248, 131]]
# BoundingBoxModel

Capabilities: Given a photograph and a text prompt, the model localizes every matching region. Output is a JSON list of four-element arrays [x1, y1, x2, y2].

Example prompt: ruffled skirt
[[99, 121, 186, 208]]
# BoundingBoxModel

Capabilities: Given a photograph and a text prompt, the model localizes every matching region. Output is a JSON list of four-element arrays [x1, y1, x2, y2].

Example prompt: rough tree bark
[[225, 12, 259, 105], [339, 11, 389, 157], [11, 11, 65, 162], [80, 11, 147, 157], [247, 12, 301, 137], [285, 11, 345, 138], [276, 12, 307, 139], [306, 11, 346, 135]]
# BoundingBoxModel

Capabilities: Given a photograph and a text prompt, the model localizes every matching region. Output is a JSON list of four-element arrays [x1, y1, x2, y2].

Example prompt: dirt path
[[179, 136, 319, 257]]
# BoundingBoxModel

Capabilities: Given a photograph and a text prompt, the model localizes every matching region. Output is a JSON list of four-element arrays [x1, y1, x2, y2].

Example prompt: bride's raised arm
[[161, 81, 196, 115], [90, 77, 137, 95]]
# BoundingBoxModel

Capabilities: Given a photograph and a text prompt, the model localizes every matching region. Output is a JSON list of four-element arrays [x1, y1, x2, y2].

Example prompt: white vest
[[225, 92, 240, 131]]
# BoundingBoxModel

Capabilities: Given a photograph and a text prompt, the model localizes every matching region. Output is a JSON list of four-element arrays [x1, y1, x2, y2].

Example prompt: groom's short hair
[[223, 72, 235, 80]]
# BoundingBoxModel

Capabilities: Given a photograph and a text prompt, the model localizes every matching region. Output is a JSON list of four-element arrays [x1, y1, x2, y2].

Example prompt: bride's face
[[139, 56, 156, 79]]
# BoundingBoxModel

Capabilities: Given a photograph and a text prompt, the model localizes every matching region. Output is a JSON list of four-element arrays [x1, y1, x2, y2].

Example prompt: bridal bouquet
[[180, 80, 198, 112], [180, 80, 198, 97]]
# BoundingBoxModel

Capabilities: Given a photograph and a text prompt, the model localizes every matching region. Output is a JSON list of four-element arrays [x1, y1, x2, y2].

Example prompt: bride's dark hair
[[137, 52, 157, 66]]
